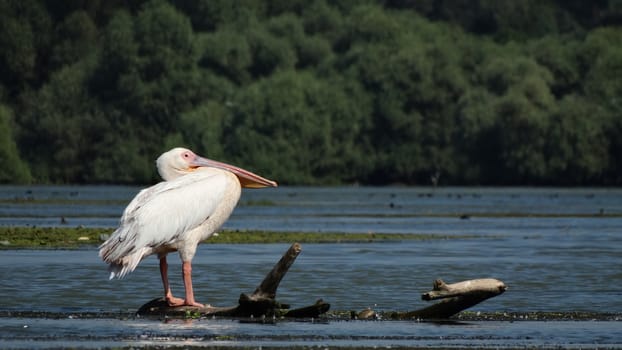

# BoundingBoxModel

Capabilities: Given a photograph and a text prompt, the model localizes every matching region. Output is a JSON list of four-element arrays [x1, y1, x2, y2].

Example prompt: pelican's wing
[[99, 170, 232, 274]]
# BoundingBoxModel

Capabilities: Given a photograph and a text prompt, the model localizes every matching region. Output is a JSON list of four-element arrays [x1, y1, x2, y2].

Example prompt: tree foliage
[[1, 0, 621, 185], [0, 105, 31, 183]]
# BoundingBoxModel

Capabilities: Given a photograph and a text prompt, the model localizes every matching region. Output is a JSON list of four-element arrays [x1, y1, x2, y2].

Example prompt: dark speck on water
[[1, 186, 622, 349]]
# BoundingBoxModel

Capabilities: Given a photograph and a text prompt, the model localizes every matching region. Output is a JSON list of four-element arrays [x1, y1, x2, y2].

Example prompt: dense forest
[[1, 0, 621, 185]]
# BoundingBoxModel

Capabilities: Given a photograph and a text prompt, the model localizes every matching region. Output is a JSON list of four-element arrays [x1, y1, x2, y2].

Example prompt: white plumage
[[99, 147, 276, 307], [100, 168, 236, 277]]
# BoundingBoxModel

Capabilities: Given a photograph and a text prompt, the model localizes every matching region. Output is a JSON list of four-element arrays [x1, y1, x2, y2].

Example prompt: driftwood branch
[[137, 242, 329, 319], [357, 278, 507, 320], [248, 242, 301, 300], [136, 243, 505, 320], [422, 278, 506, 301], [395, 278, 506, 319]]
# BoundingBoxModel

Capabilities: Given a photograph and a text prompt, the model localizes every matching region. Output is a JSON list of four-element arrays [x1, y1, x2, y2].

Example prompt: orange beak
[[190, 156, 277, 188]]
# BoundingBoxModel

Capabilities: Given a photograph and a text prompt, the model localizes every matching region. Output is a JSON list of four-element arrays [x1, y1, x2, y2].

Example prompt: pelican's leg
[[159, 256, 184, 306], [181, 261, 205, 307]]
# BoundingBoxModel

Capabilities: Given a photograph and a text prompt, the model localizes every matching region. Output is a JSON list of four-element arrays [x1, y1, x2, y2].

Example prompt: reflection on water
[[2, 316, 621, 349], [1, 186, 621, 349]]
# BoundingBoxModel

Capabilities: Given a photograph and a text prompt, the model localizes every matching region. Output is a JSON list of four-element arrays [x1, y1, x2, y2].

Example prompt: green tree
[[93, 0, 206, 183], [455, 88, 498, 183], [0, 0, 52, 95], [1, 0, 621, 185], [50, 10, 99, 69], [172, 0, 266, 31], [546, 95, 609, 184], [267, 13, 333, 69], [580, 27, 622, 185], [226, 70, 371, 184], [301, 0, 345, 45], [198, 29, 252, 84], [246, 19, 297, 78], [338, 7, 471, 184], [528, 36, 581, 98], [0, 105, 31, 183], [582, 28, 622, 112], [460, 54, 556, 184], [20, 59, 104, 182], [91, 9, 138, 102], [177, 100, 228, 160], [491, 92, 550, 183]]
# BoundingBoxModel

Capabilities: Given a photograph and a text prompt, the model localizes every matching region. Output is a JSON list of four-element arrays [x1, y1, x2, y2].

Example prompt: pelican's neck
[[158, 168, 185, 181], [156, 158, 189, 181]]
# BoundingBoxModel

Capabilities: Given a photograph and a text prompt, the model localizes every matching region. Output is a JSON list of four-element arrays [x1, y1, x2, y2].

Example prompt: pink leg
[[182, 261, 204, 307], [159, 256, 184, 306]]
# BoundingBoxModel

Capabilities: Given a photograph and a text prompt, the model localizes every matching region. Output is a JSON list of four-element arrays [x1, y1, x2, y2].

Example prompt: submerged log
[[392, 278, 507, 320], [137, 243, 330, 319], [421, 278, 507, 301], [136, 243, 504, 320], [284, 299, 330, 318], [353, 278, 507, 320]]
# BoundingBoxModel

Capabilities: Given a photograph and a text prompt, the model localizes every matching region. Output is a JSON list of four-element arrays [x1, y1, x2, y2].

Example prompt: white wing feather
[[99, 169, 233, 278]]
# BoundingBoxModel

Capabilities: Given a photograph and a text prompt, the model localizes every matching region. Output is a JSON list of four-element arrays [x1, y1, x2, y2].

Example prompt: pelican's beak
[[190, 156, 278, 188]]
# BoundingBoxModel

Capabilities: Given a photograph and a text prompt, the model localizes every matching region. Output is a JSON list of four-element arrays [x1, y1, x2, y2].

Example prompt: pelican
[[99, 147, 277, 307]]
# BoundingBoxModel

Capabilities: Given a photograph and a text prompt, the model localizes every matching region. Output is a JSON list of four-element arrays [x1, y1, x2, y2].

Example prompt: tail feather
[[99, 223, 148, 279], [98, 225, 138, 263], [104, 247, 150, 279]]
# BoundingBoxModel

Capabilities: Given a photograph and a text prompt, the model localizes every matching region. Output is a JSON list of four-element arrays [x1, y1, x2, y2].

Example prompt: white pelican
[[99, 147, 277, 307]]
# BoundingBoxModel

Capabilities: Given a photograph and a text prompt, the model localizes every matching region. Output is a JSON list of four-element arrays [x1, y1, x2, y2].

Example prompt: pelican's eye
[[181, 151, 199, 170]]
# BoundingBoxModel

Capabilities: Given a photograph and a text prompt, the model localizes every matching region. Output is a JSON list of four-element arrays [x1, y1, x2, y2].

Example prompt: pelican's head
[[156, 147, 277, 188], [156, 147, 199, 181]]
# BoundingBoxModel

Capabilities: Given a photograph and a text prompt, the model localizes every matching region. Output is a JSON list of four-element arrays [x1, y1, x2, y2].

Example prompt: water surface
[[1, 186, 621, 349]]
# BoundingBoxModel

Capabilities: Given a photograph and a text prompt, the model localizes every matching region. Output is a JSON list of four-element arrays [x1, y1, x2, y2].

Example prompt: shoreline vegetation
[[0, 226, 478, 249], [1, 1, 621, 186]]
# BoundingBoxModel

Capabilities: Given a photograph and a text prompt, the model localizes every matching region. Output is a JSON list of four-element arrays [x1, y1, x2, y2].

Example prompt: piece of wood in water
[[357, 278, 506, 320], [283, 299, 330, 318], [422, 278, 507, 301], [250, 242, 301, 300], [137, 242, 329, 319]]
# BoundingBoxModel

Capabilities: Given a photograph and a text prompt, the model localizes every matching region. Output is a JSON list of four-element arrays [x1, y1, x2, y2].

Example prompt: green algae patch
[[0, 226, 113, 248], [206, 230, 466, 244], [0, 226, 476, 249]]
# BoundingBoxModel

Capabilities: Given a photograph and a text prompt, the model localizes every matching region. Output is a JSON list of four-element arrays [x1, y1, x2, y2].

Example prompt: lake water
[[1, 185, 621, 349]]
